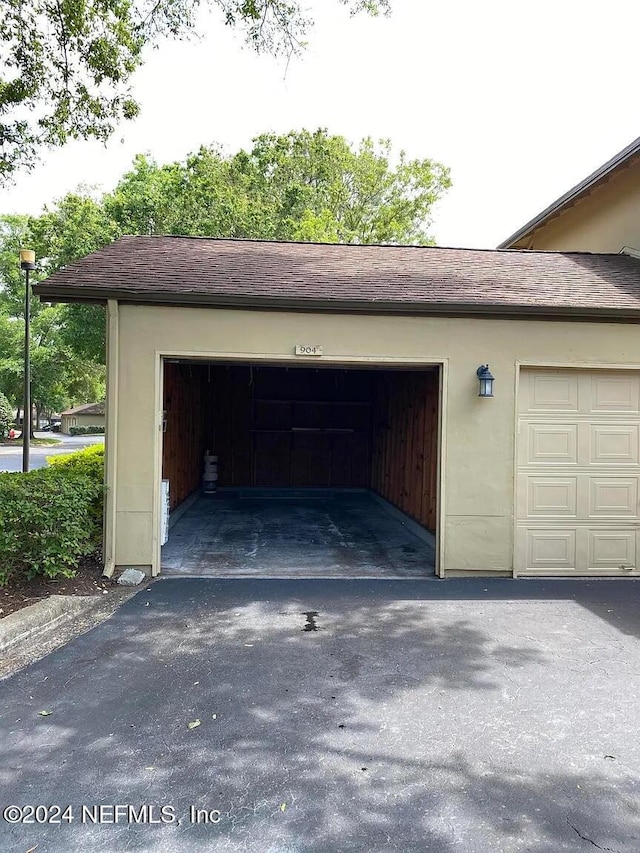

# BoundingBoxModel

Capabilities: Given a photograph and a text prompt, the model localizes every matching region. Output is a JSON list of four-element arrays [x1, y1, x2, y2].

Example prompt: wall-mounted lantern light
[[476, 364, 495, 398]]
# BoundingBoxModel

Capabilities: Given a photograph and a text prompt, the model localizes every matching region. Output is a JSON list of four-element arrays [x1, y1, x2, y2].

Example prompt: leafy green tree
[[232, 130, 451, 244], [0, 310, 22, 418], [0, 214, 106, 424], [0, 390, 12, 436], [106, 130, 451, 244], [0, 215, 34, 318], [31, 191, 120, 363], [1, 1, 390, 182], [31, 191, 120, 270], [13, 129, 450, 362]]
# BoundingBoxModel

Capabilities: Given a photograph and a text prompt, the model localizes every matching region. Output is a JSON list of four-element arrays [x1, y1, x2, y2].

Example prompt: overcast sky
[[1, 0, 639, 248]]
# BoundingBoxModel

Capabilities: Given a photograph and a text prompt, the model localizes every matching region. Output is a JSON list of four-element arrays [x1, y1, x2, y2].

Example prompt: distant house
[[60, 402, 105, 435], [499, 136, 640, 253]]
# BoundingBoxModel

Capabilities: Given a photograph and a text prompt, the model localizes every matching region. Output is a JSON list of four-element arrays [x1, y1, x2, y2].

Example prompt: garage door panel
[[518, 368, 640, 576], [524, 372, 579, 413], [588, 530, 637, 570], [589, 374, 640, 414], [589, 478, 638, 518], [524, 477, 577, 517], [590, 425, 639, 465], [525, 529, 577, 571], [521, 423, 578, 466]]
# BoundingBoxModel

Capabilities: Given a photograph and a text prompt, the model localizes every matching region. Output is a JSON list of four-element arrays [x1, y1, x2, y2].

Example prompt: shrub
[[0, 467, 103, 586], [0, 392, 12, 438], [48, 443, 105, 479], [48, 444, 105, 533], [69, 425, 105, 436]]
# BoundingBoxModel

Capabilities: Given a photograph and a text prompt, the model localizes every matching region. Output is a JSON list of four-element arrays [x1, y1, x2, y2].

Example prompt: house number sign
[[295, 345, 323, 356]]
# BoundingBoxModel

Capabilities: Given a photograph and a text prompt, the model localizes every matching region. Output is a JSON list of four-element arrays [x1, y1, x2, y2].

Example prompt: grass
[[0, 437, 62, 447]]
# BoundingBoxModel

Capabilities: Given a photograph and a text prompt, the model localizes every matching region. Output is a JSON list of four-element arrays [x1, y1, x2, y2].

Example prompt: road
[[0, 433, 104, 472]]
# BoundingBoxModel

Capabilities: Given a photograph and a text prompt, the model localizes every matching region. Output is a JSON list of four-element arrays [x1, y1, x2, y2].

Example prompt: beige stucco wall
[[110, 303, 640, 575], [61, 412, 105, 435], [511, 160, 640, 252]]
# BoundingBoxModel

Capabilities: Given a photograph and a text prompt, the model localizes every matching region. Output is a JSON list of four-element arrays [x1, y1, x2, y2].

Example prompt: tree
[[106, 130, 451, 244], [1, 1, 390, 182], [0, 390, 12, 437], [31, 191, 120, 362], [0, 214, 106, 425], [0, 215, 34, 318], [232, 130, 451, 244], [18, 129, 450, 361]]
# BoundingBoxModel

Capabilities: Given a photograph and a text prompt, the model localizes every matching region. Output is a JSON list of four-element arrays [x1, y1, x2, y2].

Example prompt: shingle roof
[[61, 402, 105, 417], [33, 235, 640, 319]]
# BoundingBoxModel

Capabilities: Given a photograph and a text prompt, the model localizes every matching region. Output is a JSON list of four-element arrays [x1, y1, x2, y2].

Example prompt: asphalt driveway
[[2, 577, 640, 852]]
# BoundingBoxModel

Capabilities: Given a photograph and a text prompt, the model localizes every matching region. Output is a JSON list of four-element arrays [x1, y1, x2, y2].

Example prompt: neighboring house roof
[[499, 136, 640, 249], [33, 235, 640, 320], [61, 402, 105, 417]]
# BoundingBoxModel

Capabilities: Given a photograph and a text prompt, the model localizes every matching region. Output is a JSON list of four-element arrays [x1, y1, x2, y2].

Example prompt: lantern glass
[[19, 249, 36, 270]]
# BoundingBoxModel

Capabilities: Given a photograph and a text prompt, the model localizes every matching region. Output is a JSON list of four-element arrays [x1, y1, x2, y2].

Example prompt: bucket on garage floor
[[203, 452, 218, 493]]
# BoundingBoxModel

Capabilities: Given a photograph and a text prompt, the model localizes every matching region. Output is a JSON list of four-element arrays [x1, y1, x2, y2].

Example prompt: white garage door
[[517, 368, 640, 576]]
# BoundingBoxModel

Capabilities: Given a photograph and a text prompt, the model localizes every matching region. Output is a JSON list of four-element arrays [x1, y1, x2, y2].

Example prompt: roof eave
[[31, 284, 640, 322], [498, 137, 640, 249]]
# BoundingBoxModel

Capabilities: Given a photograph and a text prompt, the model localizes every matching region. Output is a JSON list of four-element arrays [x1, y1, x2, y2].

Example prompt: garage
[[517, 368, 640, 576], [33, 235, 640, 578], [160, 361, 440, 577]]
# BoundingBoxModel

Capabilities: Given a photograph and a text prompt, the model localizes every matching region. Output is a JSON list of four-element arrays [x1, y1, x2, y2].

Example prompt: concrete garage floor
[[162, 490, 436, 577], [3, 577, 640, 853]]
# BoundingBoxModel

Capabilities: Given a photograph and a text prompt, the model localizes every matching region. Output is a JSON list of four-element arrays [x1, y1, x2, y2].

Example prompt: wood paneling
[[207, 366, 374, 489], [162, 362, 209, 510], [371, 371, 439, 532], [163, 362, 439, 532]]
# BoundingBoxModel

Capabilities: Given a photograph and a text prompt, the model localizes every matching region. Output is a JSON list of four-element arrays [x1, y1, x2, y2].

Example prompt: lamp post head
[[19, 249, 36, 271]]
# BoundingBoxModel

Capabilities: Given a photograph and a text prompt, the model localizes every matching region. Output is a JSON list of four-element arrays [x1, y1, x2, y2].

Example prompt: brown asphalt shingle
[[33, 235, 640, 317], [61, 402, 105, 416]]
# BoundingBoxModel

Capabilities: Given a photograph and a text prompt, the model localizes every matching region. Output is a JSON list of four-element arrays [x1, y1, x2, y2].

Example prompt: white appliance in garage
[[160, 479, 170, 545]]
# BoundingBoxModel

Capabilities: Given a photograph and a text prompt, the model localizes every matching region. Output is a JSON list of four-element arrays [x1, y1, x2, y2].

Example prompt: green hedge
[[48, 443, 104, 478], [48, 444, 105, 533], [69, 425, 105, 436], [0, 446, 105, 587]]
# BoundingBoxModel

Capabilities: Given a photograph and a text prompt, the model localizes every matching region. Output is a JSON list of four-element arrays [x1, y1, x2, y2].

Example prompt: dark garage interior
[[161, 362, 440, 577]]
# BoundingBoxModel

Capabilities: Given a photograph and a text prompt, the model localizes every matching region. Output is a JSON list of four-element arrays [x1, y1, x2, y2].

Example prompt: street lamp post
[[19, 249, 36, 473]]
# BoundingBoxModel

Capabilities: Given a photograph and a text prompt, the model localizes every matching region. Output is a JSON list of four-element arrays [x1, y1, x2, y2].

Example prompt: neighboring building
[[60, 402, 105, 435], [34, 236, 640, 579], [499, 136, 640, 253]]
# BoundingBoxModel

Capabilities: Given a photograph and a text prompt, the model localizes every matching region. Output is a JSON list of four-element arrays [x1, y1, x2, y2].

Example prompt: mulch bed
[[0, 552, 116, 619]]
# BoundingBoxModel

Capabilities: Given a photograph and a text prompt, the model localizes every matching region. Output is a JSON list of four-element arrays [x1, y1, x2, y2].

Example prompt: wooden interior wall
[[162, 362, 209, 510], [370, 370, 439, 532], [163, 363, 440, 530], [207, 366, 375, 488]]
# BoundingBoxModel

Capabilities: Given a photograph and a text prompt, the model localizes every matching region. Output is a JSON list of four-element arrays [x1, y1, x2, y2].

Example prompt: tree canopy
[[0, 215, 106, 418], [0, 1, 390, 182], [0, 128, 450, 413], [107, 130, 451, 243]]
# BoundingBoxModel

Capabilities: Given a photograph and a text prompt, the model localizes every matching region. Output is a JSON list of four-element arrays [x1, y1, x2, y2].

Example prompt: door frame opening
[[152, 351, 448, 578]]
